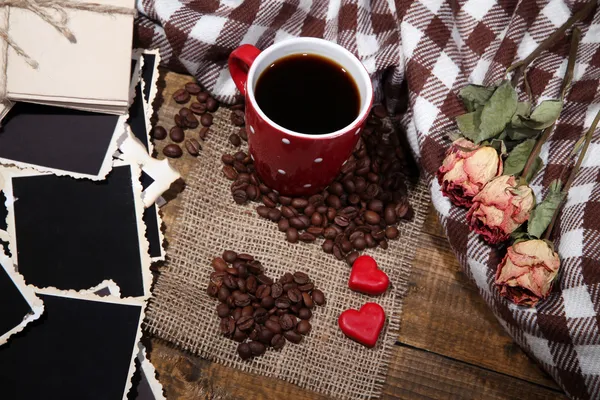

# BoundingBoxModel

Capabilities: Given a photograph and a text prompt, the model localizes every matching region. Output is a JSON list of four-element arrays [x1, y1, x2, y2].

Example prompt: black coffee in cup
[[254, 53, 360, 135]]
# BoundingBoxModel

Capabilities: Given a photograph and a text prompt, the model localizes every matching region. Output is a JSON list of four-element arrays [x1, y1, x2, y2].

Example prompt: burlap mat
[[145, 88, 431, 400]]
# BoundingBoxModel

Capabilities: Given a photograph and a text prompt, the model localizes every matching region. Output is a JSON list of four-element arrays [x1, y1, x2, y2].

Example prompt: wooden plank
[[149, 339, 330, 400], [420, 204, 446, 239], [382, 345, 565, 400], [400, 226, 559, 389]]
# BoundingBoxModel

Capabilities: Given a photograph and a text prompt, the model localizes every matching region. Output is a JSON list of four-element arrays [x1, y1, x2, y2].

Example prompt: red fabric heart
[[338, 303, 386, 348], [348, 255, 389, 295]]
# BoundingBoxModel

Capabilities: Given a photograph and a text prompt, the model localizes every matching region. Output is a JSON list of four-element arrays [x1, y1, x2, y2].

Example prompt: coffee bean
[[200, 113, 213, 127], [306, 227, 323, 237], [179, 107, 191, 117], [249, 341, 266, 356], [169, 127, 185, 143], [206, 97, 219, 112], [298, 282, 314, 292], [364, 210, 381, 225], [286, 228, 299, 243], [385, 226, 399, 239], [262, 195, 276, 208], [221, 154, 235, 165], [222, 165, 238, 180], [322, 239, 334, 253], [341, 239, 353, 253], [199, 126, 210, 140], [298, 308, 312, 319], [184, 113, 199, 128], [334, 215, 350, 227], [279, 314, 297, 330], [217, 286, 230, 303], [353, 237, 367, 251], [296, 320, 311, 335], [185, 138, 201, 156], [193, 92, 207, 102], [163, 144, 183, 158], [268, 208, 282, 222], [333, 245, 343, 260], [249, 326, 260, 341], [283, 282, 297, 292], [275, 297, 291, 309], [173, 88, 190, 103], [152, 126, 167, 140], [246, 276, 257, 294], [300, 292, 313, 309], [324, 227, 337, 240], [238, 127, 248, 142], [293, 272, 309, 285], [256, 206, 270, 218], [174, 114, 185, 128], [255, 285, 271, 299], [311, 289, 326, 306], [253, 307, 269, 324], [234, 293, 251, 307], [257, 327, 274, 345], [287, 288, 302, 303], [299, 232, 315, 243], [365, 233, 377, 248], [264, 319, 282, 334], [190, 102, 207, 114], [290, 198, 308, 210], [278, 218, 289, 232], [237, 343, 252, 360], [232, 306, 243, 320], [221, 317, 235, 337], [233, 189, 248, 205], [226, 266, 239, 276], [279, 272, 293, 284], [346, 251, 359, 266], [207, 283, 218, 297], [271, 334, 286, 350], [283, 330, 303, 344], [231, 328, 247, 343], [261, 296, 275, 309], [185, 82, 202, 94], [241, 305, 254, 317], [247, 261, 264, 276], [231, 109, 245, 126], [212, 257, 228, 272], [384, 204, 397, 225], [271, 282, 283, 298], [229, 133, 241, 147], [236, 315, 254, 331], [222, 250, 237, 263]]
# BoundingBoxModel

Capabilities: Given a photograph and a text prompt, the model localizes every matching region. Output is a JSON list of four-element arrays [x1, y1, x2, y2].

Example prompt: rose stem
[[544, 108, 600, 240], [520, 28, 581, 181], [507, 0, 595, 87]]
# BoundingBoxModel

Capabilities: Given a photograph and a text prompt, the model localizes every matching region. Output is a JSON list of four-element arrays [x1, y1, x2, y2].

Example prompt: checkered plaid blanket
[[135, 0, 600, 398]]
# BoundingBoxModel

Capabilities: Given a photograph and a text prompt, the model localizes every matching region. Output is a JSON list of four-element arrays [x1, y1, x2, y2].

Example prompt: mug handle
[[228, 44, 262, 94]]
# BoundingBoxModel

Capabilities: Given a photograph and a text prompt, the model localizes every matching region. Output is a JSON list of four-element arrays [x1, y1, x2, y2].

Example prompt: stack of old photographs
[[0, 49, 174, 400]]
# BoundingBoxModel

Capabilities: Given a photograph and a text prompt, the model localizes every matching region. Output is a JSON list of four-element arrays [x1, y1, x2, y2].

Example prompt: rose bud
[[437, 138, 502, 207], [495, 239, 560, 307], [466, 175, 534, 244]]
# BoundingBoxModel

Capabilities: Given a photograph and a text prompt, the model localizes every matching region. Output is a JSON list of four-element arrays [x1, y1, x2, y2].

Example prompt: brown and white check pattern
[[135, 0, 600, 398]]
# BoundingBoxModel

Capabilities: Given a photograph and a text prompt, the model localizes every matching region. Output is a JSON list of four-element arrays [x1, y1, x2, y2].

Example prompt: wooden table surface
[[146, 72, 567, 400]]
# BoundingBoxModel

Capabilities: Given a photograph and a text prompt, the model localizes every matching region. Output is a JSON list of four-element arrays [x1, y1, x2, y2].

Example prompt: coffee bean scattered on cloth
[[144, 95, 430, 400]]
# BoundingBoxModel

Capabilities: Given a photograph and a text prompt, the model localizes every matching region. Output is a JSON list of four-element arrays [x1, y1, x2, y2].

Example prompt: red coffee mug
[[229, 38, 373, 196]]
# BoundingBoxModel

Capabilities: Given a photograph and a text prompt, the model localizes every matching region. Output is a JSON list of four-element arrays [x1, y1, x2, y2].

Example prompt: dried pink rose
[[467, 175, 534, 244], [495, 239, 560, 307], [437, 138, 502, 207]]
